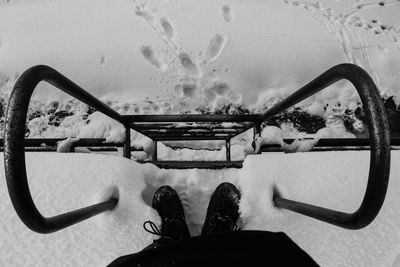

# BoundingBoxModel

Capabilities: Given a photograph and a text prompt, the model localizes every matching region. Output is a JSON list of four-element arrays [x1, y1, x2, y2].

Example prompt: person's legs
[[201, 182, 241, 236], [109, 183, 319, 266]]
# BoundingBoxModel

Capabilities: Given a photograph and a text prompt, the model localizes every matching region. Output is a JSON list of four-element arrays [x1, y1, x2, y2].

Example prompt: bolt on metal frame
[[3, 63, 391, 233]]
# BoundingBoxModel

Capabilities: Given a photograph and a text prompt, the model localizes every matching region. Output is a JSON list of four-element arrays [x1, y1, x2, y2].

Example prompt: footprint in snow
[[160, 18, 174, 40], [206, 34, 228, 62], [141, 45, 167, 71], [222, 5, 233, 22], [178, 52, 203, 78]]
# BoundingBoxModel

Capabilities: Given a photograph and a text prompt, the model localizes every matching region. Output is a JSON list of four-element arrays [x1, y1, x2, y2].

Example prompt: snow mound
[[239, 152, 400, 267], [1, 151, 400, 266], [0, 153, 157, 266]]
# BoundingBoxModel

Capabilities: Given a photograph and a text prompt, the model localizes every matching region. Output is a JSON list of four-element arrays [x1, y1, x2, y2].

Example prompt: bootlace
[[143, 220, 165, 237], [143, 218, 187, 240]]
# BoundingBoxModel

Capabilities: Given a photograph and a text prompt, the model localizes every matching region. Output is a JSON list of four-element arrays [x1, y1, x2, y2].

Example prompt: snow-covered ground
[[1, 0, 400, 110], [1, 0, 400, 266], [1, 151, 399, 266]]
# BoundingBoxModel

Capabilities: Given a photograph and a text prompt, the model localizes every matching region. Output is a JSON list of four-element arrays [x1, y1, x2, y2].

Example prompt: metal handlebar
[[4, 65, 120, 233], [265, 63, 391, 229], [4, 63, 391, 232]]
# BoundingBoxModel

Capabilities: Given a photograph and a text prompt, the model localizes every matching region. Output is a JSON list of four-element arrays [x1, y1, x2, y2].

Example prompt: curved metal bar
[[267, 63, 391, 229], [4, 65, 119, 233]]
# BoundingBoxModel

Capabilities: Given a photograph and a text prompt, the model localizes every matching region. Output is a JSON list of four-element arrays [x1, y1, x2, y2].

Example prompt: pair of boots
[[144, 182, 240, 241]]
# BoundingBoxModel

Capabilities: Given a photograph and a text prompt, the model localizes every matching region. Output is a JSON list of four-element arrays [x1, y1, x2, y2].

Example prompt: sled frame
[[3, 64, 391, 233]]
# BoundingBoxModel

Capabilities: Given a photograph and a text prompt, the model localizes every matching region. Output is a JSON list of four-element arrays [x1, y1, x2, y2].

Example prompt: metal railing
[[3, 63, 391, 233], [3, 65, 127, 233], [0, 138, 146, 152], [265, 64, 391, 229], [260, 137, 400, 152]]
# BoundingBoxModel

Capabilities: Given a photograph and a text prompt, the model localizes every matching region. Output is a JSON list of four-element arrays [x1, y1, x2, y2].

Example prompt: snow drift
[[1, 151, 400, 266]]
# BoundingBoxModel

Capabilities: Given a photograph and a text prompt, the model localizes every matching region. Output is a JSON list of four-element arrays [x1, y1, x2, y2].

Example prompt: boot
[[147, 185, 191, 240], [201, 182, 240, 236]]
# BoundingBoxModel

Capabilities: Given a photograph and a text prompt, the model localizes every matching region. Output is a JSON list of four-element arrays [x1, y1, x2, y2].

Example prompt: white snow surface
[[1, 0, 400, 111], [1, 1, 400, 266], [1, 151, 400, 266]]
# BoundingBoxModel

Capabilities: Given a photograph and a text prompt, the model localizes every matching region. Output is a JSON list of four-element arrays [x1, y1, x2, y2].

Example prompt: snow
[[1, 0, 400, 266], [56, 137, 80, 153], [222, 5, 233, 23], [240, 152, 400, 266], [0, 153, 157, 266], [1, 0, 399, 110], [77, 112, 126, 143], [140, 45, 168, 72], [1, 151, 400, 266], [205, 34, 228, 63]]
